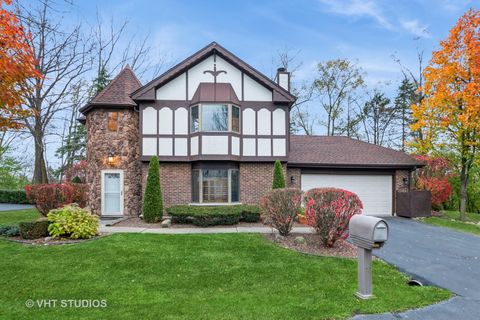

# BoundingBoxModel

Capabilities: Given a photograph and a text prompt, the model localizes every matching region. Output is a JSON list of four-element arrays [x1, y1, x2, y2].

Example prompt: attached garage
[[301, 172, 393, 216]]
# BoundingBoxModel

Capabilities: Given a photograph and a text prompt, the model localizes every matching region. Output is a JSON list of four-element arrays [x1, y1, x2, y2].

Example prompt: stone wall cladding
[[142, 162, 191, 209], [86, 109, 141, 216]]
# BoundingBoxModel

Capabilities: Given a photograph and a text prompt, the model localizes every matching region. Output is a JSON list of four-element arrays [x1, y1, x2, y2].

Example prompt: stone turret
[[80, 66, 142, 216]]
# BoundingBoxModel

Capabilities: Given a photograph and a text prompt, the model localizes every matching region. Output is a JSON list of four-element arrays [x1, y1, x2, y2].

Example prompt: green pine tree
[[272, 160, 286, 189], [143, 156, 163, 222]]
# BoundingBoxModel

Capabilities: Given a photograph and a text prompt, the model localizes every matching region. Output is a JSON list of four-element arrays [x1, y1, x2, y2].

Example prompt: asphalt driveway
[[0, 203, 33, 211], [353, 217, 480, 320]]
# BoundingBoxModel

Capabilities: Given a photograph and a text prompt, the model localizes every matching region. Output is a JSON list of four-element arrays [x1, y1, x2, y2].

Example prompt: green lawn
[[420, 210, 480, 236], [0, 209, 450, 319], [0, 208, 39, 226]]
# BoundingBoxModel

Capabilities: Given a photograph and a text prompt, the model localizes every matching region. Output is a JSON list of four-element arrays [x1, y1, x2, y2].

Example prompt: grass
[[420, 210, 480, 236], [0, 209, 450, 319], [0, 208, 39, 226]]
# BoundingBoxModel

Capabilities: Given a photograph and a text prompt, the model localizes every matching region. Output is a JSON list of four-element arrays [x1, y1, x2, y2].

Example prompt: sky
[[64, 0, 478, 87], [12, 0, 480, 172]]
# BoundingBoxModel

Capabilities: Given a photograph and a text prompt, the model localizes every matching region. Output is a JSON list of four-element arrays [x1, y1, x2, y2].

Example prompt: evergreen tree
[[272, 160, 286, 189], [394, 78, 418, 150], [143, 156, 163, 222]]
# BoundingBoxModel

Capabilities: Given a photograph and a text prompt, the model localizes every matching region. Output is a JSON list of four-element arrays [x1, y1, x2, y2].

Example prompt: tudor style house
[[80, 42, 422, 218]]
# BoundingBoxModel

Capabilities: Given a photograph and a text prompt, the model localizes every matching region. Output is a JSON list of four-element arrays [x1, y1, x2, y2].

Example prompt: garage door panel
[[301, 174, 392, 217]]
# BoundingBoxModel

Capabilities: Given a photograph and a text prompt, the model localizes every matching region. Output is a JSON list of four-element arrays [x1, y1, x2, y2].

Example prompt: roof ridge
[[92, 66, 141, 103]]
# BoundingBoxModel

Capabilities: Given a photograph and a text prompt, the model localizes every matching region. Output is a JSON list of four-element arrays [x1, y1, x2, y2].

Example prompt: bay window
[[190, 104, 240, 133], [192, 167, 240, 203]]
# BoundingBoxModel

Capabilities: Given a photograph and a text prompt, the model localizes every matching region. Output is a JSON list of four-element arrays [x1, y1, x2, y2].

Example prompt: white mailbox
[[350, 215, 389, 249]]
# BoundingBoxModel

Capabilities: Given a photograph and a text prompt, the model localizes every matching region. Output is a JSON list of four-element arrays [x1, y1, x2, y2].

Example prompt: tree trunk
[[33, 119, 48, 184], [459, 161, 468, 221]]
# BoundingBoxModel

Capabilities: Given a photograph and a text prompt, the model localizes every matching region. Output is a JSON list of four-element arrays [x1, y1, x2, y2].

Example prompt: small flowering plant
[[260, 188, 302, 236], [304, 188, 362, 247]]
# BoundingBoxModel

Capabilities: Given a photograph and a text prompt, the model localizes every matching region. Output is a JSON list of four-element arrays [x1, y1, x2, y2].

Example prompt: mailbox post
[[349, 215, 389, 299]]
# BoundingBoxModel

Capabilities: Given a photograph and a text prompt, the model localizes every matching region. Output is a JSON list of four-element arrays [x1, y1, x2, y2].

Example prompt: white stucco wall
[[156, 72, 186, 100], [174, 108, 188, 134], [158, 138, 173, 156], [257, 108, 271, 135], [202, 135, 228, 154], [272, 108, 286, 135], [243, 138, 256, 156], [158, 107, 173, 134], [142, 107, 157, 134]]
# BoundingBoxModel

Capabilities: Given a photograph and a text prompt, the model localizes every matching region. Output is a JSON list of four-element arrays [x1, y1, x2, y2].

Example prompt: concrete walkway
[[99, 225, 314, 234], [353, 217, 480, 320], [0, 203, 34, 211]]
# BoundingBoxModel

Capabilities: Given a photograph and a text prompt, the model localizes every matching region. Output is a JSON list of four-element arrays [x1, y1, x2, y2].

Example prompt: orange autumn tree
[[0, 0, 41, 129], [411, 9, 480, 220]]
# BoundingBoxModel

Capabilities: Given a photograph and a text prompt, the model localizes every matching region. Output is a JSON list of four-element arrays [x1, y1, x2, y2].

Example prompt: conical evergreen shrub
[[272, 160, 286, 189], [143, 156, 163, 222]]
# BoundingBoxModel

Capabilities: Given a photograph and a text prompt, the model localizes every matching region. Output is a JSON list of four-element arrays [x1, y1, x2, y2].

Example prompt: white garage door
[[301, 174, 393, 216]]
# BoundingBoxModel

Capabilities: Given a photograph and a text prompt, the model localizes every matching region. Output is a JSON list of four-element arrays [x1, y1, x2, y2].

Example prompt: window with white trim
[[190, 104, 240, 133], [192, 168, 240, 203]]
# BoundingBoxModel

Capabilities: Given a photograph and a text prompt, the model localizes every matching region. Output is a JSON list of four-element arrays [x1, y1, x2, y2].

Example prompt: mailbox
[[349, 215, 389, 250], [349, 215, 389, 299]]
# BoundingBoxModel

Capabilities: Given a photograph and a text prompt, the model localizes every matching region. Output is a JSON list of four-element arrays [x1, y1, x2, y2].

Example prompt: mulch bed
[[2, 234, 106, 246], [264, 233, 357, 258]]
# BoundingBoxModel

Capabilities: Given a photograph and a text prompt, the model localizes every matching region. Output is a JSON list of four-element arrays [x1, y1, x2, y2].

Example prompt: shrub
[[71, 176, 82, 183], [304, 188, 362, 247], [70, 183, 88, 208], [0, 225, 20, 237], [413, 155, 454, 208], [166, 205, 261, 227], [19, 220, 50, 239], [143, 156, 163, 223], [239, 205, 261, 222], [25, 184, 75, 216], [272, 160, 286, 189], [0, 189, 29, 204], [260, 188, 302, 236], [47, 204, 99, 239]]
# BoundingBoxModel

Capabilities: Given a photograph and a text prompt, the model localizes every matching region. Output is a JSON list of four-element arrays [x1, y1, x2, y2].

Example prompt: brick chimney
[[275, 67, 290, 92]]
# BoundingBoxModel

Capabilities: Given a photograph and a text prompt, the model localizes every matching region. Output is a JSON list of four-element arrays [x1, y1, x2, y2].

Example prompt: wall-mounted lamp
[[107, 151, 115, 165], [403, 177, 409, 186], [290, 176, 296, 185]]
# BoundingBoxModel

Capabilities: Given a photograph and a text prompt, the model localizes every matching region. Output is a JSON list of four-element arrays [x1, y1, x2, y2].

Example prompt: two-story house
[[80, 42, 422, 218]]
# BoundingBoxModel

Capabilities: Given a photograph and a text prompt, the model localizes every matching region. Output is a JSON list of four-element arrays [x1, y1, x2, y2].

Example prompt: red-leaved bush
[[413, 155, 453, 207], [260, 188, 302, 236], [304, 188, 363, 247], [64, 160, 87, 183], [25, 183, 87, 216], [70, 183, 88, 208]]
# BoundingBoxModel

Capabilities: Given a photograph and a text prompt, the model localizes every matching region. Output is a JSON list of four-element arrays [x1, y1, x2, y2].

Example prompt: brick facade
[[287, 168, 301, 189], [395, 170, 411, 193], [141, 162, 192, 209], [86, 109, 142, 216], [240, 163, 287, 204]]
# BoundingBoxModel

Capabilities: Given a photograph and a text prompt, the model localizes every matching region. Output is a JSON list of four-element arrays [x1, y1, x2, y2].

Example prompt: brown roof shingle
[[288, 135, 423, 168], [80, 65, 142, 114], [191, 83, 240, 105]]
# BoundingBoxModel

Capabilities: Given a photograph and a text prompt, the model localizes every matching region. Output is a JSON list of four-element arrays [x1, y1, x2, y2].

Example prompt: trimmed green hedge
[[167, 205, 260, 227], [0, 189, 29, 204]]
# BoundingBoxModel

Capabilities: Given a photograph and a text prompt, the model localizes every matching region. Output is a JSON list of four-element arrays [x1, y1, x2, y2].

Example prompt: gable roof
[[80, 65, 142, 114], [131, 42, 296, 104], [288, 135, 423, 169]]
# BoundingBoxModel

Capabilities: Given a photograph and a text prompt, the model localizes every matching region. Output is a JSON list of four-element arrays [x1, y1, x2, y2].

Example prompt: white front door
[[102, 170, 124, 216], [301, 173, 393, 217]]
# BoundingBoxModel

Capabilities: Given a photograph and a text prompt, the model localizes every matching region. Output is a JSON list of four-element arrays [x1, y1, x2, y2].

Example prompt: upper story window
[[107, 112, 118, 132], [190, 104, 240, 133]]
